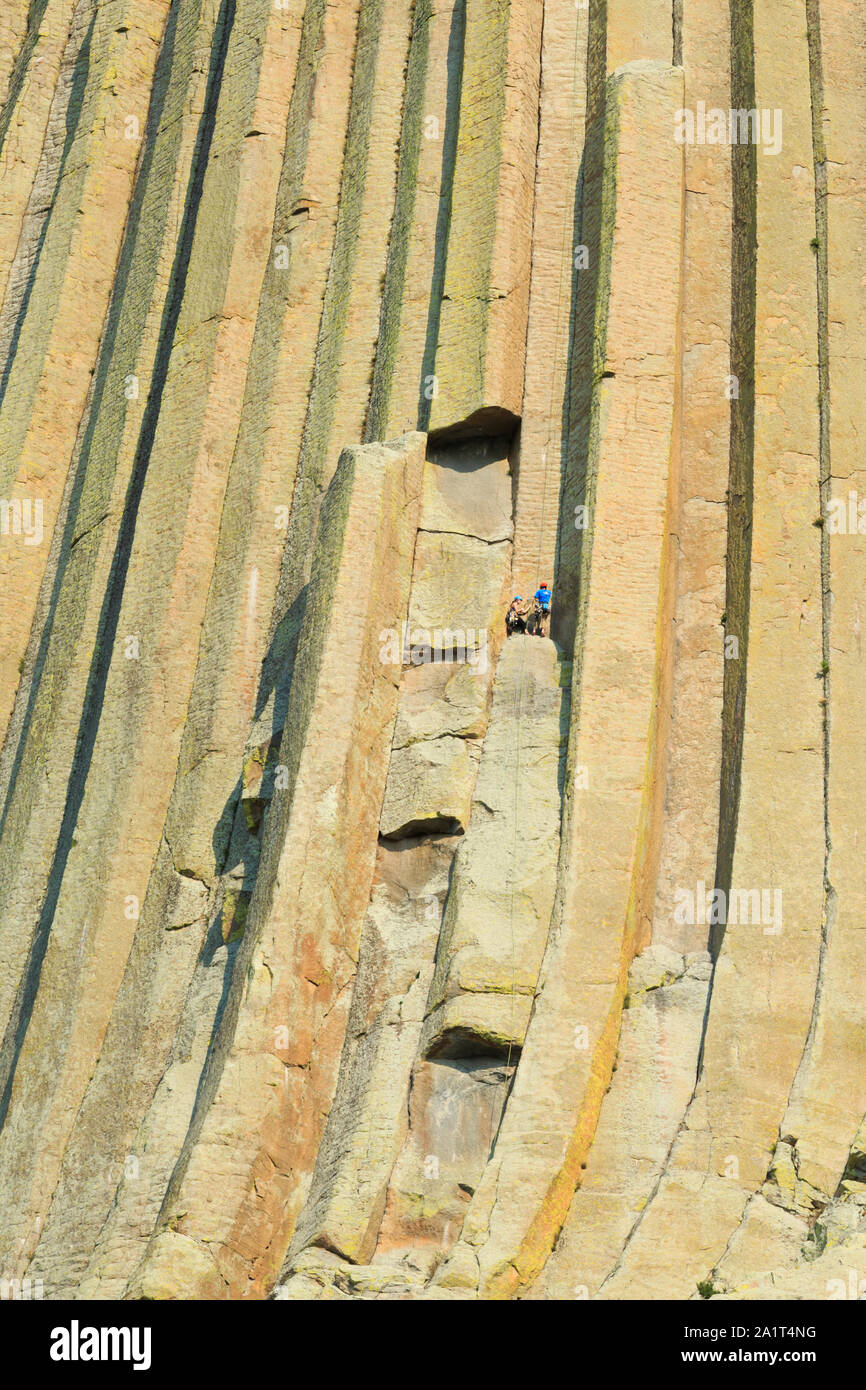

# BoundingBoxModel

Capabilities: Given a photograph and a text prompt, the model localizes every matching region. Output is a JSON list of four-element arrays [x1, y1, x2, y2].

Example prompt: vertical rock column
[[366, 0, 466, 440], [275, 442, 514, 1288], [601, 0, 825, 1298], [534, 3, 736, 1297], [251, 0, 413, 734], [772, 0, 866, 1212], [0, 0, 170, 742], [433, 60, 685, 1299], [650, 0, 731, 954], [0, 2, 222, 1086], [511, 0, 590, 602], [0, 0, 78, 310], [0, 0, 295, 1284], [130, 434, 426, 1300], [16, 0, 307, 1300], [427, 0, 542, 439]]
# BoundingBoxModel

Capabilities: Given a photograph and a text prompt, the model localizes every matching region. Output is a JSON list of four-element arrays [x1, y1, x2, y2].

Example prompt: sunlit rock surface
[[0, 0, 863, 1302]]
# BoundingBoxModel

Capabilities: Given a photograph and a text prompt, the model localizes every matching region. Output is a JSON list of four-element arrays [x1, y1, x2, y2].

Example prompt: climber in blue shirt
[[533, 583, 551, 637], [534, 583, 551, 611]]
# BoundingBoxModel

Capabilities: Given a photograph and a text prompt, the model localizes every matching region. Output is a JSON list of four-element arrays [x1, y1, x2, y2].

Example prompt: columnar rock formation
[[0, 0, 863, 1301]]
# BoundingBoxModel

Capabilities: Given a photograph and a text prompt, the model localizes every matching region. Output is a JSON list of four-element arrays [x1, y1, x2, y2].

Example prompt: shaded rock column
[[511, 0, 590, 603], [427, 0, 542, 439], [0, 0, 170, 742]]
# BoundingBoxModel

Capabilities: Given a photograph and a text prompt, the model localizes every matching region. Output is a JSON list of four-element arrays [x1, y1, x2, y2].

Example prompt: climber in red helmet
[[532, 582, 551, 637]]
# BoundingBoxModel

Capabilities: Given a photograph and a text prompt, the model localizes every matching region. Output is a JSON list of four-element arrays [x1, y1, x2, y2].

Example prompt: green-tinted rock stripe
[[0, 2, 109, 484], [365, 0, 431, 440], [0, 0, 53, 159], [551, 0, 607, 651], [269, 0, 386, 640], [709, 0, 756, 962], [16, 1, 301, 1292], [0, 0, 207, 1021], [428, 0, 509, 428], [0, 0, 238, 1139]]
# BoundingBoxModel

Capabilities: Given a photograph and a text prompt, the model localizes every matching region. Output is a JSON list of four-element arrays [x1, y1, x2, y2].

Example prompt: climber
[[532, 582, 552, 637], [505, 595, 530, 637]]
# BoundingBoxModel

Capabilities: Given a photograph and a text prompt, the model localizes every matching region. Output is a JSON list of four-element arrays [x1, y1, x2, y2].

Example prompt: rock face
[[0, 0, 863, 1305]]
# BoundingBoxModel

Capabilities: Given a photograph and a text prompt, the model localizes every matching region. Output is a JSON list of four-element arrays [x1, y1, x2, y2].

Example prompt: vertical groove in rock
[[0, 0, 237, 1275], [365, 0, 466, 440], [511, 0, 589, 602], [550, 0, 606, 653], [430, 60, 685, 1301], [600, 0, 825, 1300], [672, 0, 683, 66], [767, 0, 866, 1228], [709, 0, 756, 963], [791, 0, 834, 1089]]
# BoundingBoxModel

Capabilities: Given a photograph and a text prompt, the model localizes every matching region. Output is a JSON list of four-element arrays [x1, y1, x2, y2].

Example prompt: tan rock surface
[[428, 0, 543, 438], [600, 4, 826, 1298], [432, 59, 685, 1298], [422, 635, 567, 1057], [511, 0, 589, 600], [130, 433, 425, 1298], [0, 0, 863, 1309]]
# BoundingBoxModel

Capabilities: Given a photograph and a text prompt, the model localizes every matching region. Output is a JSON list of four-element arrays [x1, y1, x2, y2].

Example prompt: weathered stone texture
[[428, 0, 543, 438], [601, 6, 826, 1298], [0, 0, 170, 744], [0, 0, 863, 1308], [422, 635, 567, 1056], [131, 433, 425, 1298], [432, 59, 685, 1298], [511, 0, 589, 600]]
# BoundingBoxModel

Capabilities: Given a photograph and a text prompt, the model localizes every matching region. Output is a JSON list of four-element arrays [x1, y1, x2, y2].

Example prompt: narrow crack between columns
[[788, 0, 836, 1094], [672, 0, 683, 67]]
